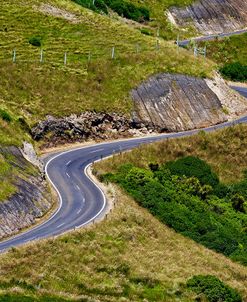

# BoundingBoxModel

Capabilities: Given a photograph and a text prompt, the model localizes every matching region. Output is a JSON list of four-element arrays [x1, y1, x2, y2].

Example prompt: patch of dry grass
[[0, 186, 247, 301], [95, 124, 247, 184]]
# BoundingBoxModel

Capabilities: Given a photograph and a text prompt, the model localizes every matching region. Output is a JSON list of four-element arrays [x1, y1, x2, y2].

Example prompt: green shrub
[[0, 109, 12, 122], [105, 157, 247, 265], [220, 62, 247, 81], [187, 275, 242, 302], [165, 156, 219, 188], [28, 36, 42, 47], [73, 0, 149, 22]]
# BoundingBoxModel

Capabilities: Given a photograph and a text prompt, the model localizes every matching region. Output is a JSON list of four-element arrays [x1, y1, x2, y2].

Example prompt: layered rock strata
[[0, 147, 51, 240], [169, 0, 247, 35], [32, 74, 247, 146], [132, 73, 235, 132]]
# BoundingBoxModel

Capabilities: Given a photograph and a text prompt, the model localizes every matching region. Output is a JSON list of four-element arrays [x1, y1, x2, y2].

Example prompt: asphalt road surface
[[231, 86, 247, 99], [1, 86, 247, 252], [178, 29, 247, 46]]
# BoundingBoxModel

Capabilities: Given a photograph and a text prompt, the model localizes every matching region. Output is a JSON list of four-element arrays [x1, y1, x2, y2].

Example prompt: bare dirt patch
[[38, 3, 80, 23]]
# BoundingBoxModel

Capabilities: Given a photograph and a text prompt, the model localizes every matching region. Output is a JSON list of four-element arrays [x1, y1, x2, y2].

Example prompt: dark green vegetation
[[101, 155, 247, 265], [187, 275, 242, 302], [164, 156, 219, 188], [73, 0, 150, 22], [220, 62, 247, 82], [28, 36, 42, 47], [197, 33, 247, 81]]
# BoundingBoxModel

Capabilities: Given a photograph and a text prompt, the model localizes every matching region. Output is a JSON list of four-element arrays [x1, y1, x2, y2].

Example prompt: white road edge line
[[75, 162, 107, 229], [56, 223, 65, 229], [90, 148, 104, 153], [1, 115, 242, 248]]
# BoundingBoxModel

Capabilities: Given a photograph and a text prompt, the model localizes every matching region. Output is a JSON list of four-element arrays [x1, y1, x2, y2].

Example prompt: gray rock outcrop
[[169, 0, 247, 35], [131, 73, 230, 131], [0, 147, 51, 239], [21, 141, 44, 172], [31, 112, 154, 148], [31, 74, 247, 146]]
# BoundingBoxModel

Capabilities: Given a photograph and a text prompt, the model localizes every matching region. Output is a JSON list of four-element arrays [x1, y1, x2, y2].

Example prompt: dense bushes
[[187, 275, 242, 302], [72, 0, 150, 22], [165, 156, 219, 188], [220, 62, 247, 82], [103, 156, 247, 265]]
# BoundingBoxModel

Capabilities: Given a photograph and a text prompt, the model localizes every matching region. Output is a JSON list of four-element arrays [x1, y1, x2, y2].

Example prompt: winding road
[[0, 89, 247, 252], [177, 29, 247, 46]]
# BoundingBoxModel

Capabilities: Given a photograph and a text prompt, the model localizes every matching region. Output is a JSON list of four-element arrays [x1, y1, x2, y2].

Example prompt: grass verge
[[0, 186, 246, 301]]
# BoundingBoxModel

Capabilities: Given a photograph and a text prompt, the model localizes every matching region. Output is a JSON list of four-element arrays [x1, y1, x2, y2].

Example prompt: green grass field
[[0, 0, 214, 147]]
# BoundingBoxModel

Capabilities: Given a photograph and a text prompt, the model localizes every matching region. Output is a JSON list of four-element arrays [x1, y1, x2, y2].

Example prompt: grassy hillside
[[130, 0, 198, 39], [0, 145, 39, 202], [0, 0, 214, 145], [95, 124, 247, 184], [198, 33, 247, 66], [94, 123, 247, 264], [197, 33, 247, 81], [72, 0, 197, 39], [0, 187, 247, 301]]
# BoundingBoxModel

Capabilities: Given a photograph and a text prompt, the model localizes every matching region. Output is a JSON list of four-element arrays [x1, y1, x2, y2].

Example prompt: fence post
[[194, 47, 197, 57], [157, 27, 160, 38], [156, 39, 160, 50], [64, 52, 67, 65], [136, 43, 140, 53], [12, 49, 16, 63], [204, 46, 207, 58], [40, 49, 43, 63], [177, 34, 180, 52], [111, 47, 115, 59]]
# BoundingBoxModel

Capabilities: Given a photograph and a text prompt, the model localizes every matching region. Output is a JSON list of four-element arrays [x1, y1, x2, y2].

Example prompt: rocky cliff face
[[131, 73, 247, 132], [31, 112, 154, 148], [169, 0, 247, 35], [31, 74, 247, 146], [0, 147, 51, 240]]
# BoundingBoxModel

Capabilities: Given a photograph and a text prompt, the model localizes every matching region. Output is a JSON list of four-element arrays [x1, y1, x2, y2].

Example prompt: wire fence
[[0, 41, 207, 67]]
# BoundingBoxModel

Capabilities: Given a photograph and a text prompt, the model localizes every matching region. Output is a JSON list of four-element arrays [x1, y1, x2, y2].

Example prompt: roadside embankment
[[0, 146, 52, 240], [30, 74, 247, 147]]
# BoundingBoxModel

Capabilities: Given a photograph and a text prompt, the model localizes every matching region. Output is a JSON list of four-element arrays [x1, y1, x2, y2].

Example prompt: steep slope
[[170, 0, 247, 35], [0, 146, 52, 239], [0, 0, 215, 240], [131, 73, 247, 131], [0, 185, 246, 301], [0, 0, 214, 127]]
